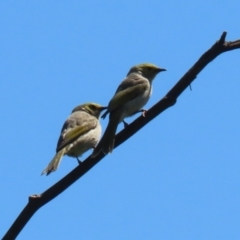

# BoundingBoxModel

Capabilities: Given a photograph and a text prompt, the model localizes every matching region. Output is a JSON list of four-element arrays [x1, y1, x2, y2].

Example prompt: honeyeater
[[92, 63, 166, 157], [42, 103, 106, 175]]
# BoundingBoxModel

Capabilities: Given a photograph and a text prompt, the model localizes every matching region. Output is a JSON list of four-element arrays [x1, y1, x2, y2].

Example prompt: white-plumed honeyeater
[[92, 63, 166, 156], [42, 103, 106, 175]]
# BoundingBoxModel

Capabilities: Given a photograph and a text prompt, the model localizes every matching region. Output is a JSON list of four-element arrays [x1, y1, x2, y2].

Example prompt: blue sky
[[1, 1, 240, 239]]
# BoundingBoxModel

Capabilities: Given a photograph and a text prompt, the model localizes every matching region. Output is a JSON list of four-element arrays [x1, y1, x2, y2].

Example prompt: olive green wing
[[108, 83, 148, 112], [56, 118, 97, 152]]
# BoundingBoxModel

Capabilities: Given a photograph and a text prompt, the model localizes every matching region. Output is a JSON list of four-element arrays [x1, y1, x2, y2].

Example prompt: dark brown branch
[[3, 32, 240, 240], [115, 32, 240, 148]]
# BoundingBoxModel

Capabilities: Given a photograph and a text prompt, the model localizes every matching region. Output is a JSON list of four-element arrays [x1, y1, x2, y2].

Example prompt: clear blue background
[[1, 1, 240, 239]]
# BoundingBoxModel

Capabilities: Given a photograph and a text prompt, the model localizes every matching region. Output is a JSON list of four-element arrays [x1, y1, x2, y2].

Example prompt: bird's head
[[127, 63, 166, 82], [72, 103, 107, 118]]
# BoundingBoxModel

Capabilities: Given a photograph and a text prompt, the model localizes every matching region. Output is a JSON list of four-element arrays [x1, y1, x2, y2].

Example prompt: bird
[[92, 63, 166, 157], [41, 103, 106, 175]]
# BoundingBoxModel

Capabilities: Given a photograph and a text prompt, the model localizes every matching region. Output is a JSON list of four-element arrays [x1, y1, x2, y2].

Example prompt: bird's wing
[[108, 82, 148, 112], [56, 117, 97, 152], [114, 74, 147, 92]]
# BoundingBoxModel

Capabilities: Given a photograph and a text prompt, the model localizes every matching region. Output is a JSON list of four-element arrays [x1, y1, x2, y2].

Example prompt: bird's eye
[[147, 67, 152, 71]]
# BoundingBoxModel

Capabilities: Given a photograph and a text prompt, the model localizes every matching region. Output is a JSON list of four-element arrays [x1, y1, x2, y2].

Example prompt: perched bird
[[41, 103, 106, 175], [92, 63, 166, 157]]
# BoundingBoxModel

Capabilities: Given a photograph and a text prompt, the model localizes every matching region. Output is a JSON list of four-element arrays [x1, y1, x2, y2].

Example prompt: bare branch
[[2, 32, 240, 240]]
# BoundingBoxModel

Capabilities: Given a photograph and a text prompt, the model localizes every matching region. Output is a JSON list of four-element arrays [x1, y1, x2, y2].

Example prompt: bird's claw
[[140, 109, 147, 117]]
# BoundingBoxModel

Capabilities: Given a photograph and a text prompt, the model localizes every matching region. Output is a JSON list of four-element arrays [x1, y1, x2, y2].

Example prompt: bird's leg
[[142, 109, 147, 117], [133, 109, 148, 117], [76, 157, 82, 165], [122, 120, 129, 128], [139, 109, 147, 117]]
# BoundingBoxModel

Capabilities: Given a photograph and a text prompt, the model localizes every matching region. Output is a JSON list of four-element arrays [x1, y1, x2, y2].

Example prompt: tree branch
[[3, 32, 240, 240]]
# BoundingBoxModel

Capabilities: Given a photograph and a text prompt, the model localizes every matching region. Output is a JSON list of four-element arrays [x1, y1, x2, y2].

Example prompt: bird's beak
[[157, 67, 167, 72], [100, 106, 108, 111]]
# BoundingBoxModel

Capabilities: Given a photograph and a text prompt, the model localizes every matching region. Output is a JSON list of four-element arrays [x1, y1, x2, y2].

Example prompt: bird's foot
[[140, 109, 147, 117]]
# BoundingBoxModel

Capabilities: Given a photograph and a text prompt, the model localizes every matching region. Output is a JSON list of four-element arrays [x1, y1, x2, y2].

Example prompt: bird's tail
[[92, 111, 121, 157], [41, 148, 66, 176]]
